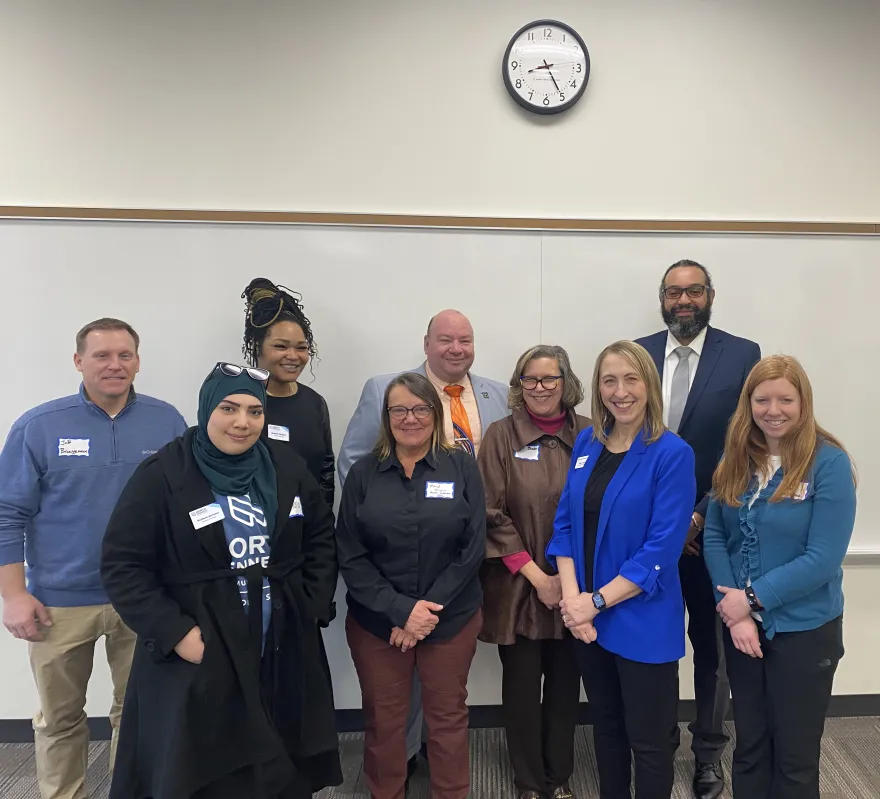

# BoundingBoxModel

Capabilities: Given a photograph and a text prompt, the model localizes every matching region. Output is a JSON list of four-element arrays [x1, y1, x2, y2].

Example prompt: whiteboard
[[0, 219, 875, 556], [0, 219, 877, 711]]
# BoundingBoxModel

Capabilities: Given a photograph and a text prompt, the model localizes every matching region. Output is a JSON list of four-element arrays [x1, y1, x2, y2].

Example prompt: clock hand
[[528, 63, 554, 73], [543, 59, 560, 92]]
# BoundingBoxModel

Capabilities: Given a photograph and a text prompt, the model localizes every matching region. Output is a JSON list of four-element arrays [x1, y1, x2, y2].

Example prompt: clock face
[[502, 20, 590, 115]]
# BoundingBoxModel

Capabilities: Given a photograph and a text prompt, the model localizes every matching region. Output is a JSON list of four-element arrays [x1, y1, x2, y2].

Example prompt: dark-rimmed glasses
[[520, 375, 563, 390], [387, 404, 433, 421], [661, 285, 709, 300]]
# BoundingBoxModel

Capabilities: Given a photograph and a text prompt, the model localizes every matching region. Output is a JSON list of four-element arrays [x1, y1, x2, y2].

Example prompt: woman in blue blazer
[[546, 341, 696, 799], [703, 355, 857, 799]]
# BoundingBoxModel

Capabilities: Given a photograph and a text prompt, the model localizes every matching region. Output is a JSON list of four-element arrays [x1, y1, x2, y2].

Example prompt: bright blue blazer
[[546, 427, 696, 663]]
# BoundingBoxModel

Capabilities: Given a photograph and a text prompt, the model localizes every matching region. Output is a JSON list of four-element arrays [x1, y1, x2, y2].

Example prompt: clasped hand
[[559, 593, 598, 644], [716, 586, 751, 627], [390, 599, 444, 651]]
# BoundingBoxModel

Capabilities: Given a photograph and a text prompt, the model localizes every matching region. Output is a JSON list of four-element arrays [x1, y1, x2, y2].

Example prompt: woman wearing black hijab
[[101, 362, 341, 799]]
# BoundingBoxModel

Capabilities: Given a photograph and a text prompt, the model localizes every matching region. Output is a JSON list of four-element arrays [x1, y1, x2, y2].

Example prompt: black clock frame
[[502, 19, 591, 116]]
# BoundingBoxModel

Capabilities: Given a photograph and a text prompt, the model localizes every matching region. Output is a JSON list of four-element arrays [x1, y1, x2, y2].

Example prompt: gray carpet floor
[[2, 719, 879, 798]]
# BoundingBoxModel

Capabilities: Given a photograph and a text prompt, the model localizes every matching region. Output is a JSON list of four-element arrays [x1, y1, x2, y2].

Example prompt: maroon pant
[[346, 611, 480, 799]]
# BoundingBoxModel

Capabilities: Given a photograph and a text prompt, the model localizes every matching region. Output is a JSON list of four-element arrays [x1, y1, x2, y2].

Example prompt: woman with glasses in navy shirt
[[337, 372, 485, 799]]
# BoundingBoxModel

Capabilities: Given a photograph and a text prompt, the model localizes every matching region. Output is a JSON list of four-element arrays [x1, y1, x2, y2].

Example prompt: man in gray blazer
[[338, 308, 508, 778]]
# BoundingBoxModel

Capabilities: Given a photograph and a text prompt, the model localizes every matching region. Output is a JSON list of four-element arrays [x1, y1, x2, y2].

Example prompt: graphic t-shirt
[[214, 493, 272, 646]]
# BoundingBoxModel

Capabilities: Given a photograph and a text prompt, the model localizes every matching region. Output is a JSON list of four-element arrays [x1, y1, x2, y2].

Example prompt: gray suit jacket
[[337, 362, 509, 485]]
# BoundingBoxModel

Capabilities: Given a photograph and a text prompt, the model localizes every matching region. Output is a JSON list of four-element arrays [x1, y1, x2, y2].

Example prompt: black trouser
[[677, 550, 730, 763], [575, 641, 679, 799], [498, 636, 581, 795], [724, 615, 843, 799]]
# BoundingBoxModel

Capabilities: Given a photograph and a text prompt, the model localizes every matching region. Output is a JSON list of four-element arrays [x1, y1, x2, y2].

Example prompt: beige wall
[[0, 0, 878, 220]]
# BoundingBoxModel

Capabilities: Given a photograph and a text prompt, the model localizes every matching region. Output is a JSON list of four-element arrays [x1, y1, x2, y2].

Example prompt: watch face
[[502, 19, 591, 115]]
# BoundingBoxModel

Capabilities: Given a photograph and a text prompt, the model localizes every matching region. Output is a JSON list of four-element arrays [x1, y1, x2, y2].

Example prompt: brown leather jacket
[[476, 406, 591, 645]]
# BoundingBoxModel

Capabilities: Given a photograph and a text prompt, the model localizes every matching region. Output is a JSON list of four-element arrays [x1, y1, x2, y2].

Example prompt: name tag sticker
[[793, 482, 809, 501], [189, 503, 225, 530], [514, 444, 540, 461], [575, 455, 589, 469], [267, 424, 290, 442], [58, 438, 90, 457], [289, 496, 304, 517], [425, 481, 455, 500]]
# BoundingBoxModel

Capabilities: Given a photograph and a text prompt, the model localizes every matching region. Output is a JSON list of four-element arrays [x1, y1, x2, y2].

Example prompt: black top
[[336, 447, 486, 642], [263, 384, 335, 510], [583, 447, 627, 592]]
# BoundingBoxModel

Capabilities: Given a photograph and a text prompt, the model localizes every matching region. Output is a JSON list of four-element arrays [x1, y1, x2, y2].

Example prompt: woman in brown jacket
[[477, 345, 590, 799]]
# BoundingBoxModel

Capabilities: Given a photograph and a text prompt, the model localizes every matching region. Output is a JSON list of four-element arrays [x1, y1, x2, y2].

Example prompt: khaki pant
[[28, 604, 136, 799]]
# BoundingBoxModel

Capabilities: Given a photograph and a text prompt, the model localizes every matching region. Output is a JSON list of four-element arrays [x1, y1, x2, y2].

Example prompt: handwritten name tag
[[58, 438, 90, 457], [575, 456, 589, 469], [514, 444, 540, 461], [289, 496, 304, 517], [793, 482, 809, 501], [425, 481, 455, 500]]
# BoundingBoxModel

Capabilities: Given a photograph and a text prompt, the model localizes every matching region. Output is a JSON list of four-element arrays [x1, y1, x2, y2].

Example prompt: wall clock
[[502, 19, 591, 115]]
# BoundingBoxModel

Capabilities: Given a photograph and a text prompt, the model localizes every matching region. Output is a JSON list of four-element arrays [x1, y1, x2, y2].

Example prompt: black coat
[[101, 429, 341, 799]]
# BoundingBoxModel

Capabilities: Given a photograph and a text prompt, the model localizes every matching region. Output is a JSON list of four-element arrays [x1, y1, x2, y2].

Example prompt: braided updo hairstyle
[[241, 278, 318, 370]]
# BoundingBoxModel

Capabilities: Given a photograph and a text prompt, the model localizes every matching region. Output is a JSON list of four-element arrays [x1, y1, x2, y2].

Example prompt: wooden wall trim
[[0, 206, 877, 235]]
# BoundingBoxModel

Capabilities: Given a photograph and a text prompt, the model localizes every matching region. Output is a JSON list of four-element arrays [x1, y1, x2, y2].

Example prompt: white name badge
[[574, 455, 589, 469], [189, 502, 225, 530], [793, 482, 809, 501], [58, 438, 90, 457], [289, 496, 304, 517], [267, 424, 290, 442], [425, 481, 455, 500], [514, 444, 540, 461]]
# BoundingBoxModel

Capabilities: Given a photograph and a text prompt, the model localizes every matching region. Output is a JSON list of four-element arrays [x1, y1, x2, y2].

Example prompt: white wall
[[0, 0, 878, 221], [1, 0, 879, 722]]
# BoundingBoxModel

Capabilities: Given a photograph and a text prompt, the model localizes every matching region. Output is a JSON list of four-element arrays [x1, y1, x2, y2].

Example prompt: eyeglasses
[[520, 375, 563, 390], [661, 285, 709, 300], [212, 362, 270, 382], [387, 405, 433, 421]]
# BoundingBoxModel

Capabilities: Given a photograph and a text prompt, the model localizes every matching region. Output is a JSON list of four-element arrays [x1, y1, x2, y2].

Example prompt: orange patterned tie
[[443, 385, 475, 456]]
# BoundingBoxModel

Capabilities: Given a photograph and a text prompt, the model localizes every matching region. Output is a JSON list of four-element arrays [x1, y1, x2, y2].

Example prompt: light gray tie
[[667, 346, 693, 432]]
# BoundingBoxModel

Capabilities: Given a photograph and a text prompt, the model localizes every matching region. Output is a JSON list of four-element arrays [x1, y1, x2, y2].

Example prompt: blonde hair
[[507, 344, 585, 411], [373, 372, 456, 460], [712, 355, 856, 506], [590, 341, 665, 445]]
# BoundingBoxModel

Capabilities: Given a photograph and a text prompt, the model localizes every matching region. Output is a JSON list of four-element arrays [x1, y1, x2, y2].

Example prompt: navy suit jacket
[[635, 326, 761, 519], [546, 427, 696, 663]]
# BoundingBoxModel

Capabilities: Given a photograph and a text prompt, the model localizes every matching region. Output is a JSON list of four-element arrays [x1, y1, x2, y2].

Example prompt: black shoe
[[551, 783, 574, 799], [693, 761, 724, 799], [404, 754, 418, 793]]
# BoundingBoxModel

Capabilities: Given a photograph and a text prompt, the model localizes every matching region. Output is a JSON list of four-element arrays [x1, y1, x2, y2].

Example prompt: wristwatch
[[591, 591, 608, 613], [744, 585, 764, 612]]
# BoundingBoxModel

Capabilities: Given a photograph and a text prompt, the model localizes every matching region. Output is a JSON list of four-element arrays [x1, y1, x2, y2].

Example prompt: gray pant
[[406, 670, 426, 760]]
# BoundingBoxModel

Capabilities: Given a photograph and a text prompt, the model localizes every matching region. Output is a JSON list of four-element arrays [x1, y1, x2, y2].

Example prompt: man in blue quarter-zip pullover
[[0, 318, 187, 799]]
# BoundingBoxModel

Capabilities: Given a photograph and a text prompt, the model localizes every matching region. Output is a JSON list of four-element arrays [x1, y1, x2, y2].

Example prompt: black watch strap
[[745, 585, 763, 611]]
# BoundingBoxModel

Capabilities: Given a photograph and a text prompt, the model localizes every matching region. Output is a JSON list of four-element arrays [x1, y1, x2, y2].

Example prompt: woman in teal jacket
[[703, 355, 857, 799]]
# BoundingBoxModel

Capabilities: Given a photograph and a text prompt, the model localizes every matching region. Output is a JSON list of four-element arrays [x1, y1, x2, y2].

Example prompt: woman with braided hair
[[243, 278, 336, 510]]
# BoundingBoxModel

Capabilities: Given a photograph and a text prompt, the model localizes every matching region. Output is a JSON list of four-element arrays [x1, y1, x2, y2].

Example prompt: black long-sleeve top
[[263, 384, 335, 510], [336, 447, 486, 642]]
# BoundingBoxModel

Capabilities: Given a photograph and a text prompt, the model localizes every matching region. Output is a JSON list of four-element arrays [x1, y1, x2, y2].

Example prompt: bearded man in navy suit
[[636, 260, 761, 799]]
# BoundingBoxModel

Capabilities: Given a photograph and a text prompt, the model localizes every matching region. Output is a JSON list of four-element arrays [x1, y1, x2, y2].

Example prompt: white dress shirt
[[661, 326, 708, 427]]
